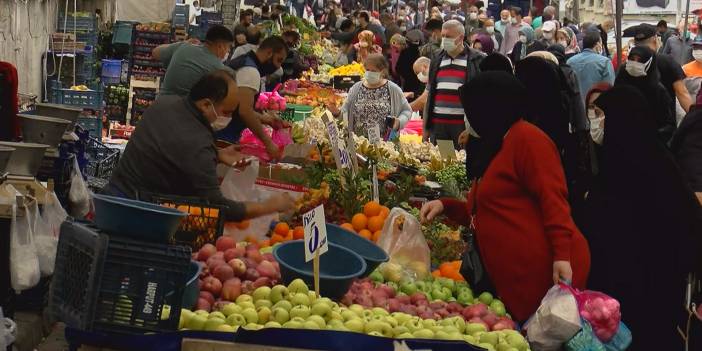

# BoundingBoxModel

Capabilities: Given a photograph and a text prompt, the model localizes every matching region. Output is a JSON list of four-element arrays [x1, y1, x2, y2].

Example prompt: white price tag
[[368, 124, 381, 145], [437, 139, 457, 160], [337, 139, 350, 168], [303, 205, 328, 262]]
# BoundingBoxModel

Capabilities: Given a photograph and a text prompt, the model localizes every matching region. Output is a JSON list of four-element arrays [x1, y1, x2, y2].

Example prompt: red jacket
[[441, 120, 590, 321], [0, 62, 19, 141]]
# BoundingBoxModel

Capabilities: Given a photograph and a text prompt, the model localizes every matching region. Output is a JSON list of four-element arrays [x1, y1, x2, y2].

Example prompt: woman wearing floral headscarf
[[556, 27, 580, 60], [351, 30, 383, 64]]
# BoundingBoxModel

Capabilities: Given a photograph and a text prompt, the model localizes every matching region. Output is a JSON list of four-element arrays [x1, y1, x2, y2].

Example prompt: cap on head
[[633, 24, 657, 42], [542, 20, 556, 33]]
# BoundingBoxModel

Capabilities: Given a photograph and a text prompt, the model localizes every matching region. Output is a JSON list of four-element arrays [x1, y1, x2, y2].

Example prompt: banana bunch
[[329, 62, 365, 76], [69, 85, 90, 91]]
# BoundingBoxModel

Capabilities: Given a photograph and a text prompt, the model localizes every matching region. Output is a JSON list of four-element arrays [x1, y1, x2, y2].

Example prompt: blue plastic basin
[[92, 194, 187, 242], [326, 223, 389, 277], [166, 260, 201, 309], [273, 241, 367, 300]]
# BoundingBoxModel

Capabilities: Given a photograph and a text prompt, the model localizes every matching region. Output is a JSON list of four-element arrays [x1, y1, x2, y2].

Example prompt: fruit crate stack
[[104, 84, 129, 123], [46, 45, 98, 89], [50, 221, 191, 334], [130, 23, 172, 78], [173, 4, 189, 41]]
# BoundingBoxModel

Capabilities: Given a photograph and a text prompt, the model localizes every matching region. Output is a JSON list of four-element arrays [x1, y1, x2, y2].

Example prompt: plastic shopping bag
[[565, 319, 607, 351], [220, 160, 275, 242], [7, 190, 41, 293], [69, 157, 90, 218], [376, 208, 431, 281], [526, 284, 582, 351], [239, 128, 293, 162], [560, 285, 623, 342], [34, 192, 66, 276]]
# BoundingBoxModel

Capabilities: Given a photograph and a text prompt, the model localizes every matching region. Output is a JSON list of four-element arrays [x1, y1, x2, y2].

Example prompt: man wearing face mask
[[567, 32, 615, 105], [494, 10, 510, 39], [464, 6, 480, 37], [356, 11, 386, 46], [153, 25, 234, 97], [423, 20, 484, 148], [484, 19, 502, 52], [410, 56, 431, 111], [499, 6, 528, 56], [105, 71, 296, 220], [419, 18, 444, 59], [683, 38, 702, 77], [281, 31, 307, 82], [216, 36, 290, 159], [529, 20, 556, 54]]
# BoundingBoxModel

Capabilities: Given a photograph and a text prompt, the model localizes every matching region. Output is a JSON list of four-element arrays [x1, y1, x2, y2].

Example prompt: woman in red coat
[[420, 71, 591, 322]]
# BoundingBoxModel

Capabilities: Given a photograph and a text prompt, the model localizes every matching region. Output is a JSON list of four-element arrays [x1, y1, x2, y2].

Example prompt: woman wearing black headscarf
[[478, 52, 513, 74], [587, 85, 702, 350], [419, 72, 591, 322], [615, 46, 676, 143]]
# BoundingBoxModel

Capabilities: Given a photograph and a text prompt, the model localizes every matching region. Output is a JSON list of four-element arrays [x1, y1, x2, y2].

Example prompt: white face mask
[[625, 57, 652, 77], [209, 104, 231, 131], [441, 37, 458, 52], [510, 18, 518, 24], [469, 12, 478, 20], [588, 109, 604, 145], [519, 34, 527, 43], [501, 17, 510, 24], [417, 71, 428, 83], [365, 71, 382, 85], [486, 26, 495, 34], [693, 49, 702, 62], [399, 26, 407, 32], [543, 32, 553, 40]]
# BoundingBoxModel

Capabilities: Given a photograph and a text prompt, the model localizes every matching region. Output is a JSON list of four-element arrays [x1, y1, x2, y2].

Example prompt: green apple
[[464, 335, 477, 344], [306, 315, 326, 328], [465, 322, 488, 335], [290, 293, 311, 306], [403, 318, 423, 332], [391, 312, 412, 325], [369, 270, 384, 283], [438, 277, 456, 292], [496, 343, 514, 351], [283, 317, 304, 329], [226, 313, 247, 327], [241, 308, 259, 324], [415, 280, 428, 292], [392, 325, 409, 336], [457, 290, 474, 305], [307, 291, 318, 304], [386, 281, 399, 292], [431, 288, 450, 301], [270, 285, 288, 304], [341, 310, 359, 321], [348, 304, 365, 317], [327, 311, 342, 321], [310, 302, 331, 317], [215, 324, 237, 332], [204, 317, 226, 331], [441, 326, 460, 334], [257, 306, 272, 323], [478, 292, 494, 305], [381, 262, 403, 282], [371, 307, 389, 317], [194, 309, 209, 316], [327, 319, 347, 331], [208, 311, 225, 320], [506, 333, 529, 351], [421, 318, 437, 329], [397, 332, 414, 339], [222, 303, 243, 317], [252, 286, 271, 302], [264, 321, 282, 328], [272, 307, 290, 324], [447, 332, 464, 341], [440, 316, 466, 333], [364, 320, 393, 337], [400, 281, 417, 295], [179, 309, 194, 329], [255, 299, 273, 309], [290, 305, 311, 319], [490, 300, 507, 317], [303, 320, 320, 329], [316, 297, 334, 308], [185, 314, 207, 330], [435, 330, 452, 340], [288, 278, 309, 295], [238, 301, 255, 310], [236, 294, 253, 304], [344, 318, 365, 333], [446, 296, 457, 302], [273, 300, 293, 311], [384, 316, 398, 328], [243, 323, 263, 330], [478, 343, 496, 351], [361, 309, 374, 321], [412, 329, 435, 339]]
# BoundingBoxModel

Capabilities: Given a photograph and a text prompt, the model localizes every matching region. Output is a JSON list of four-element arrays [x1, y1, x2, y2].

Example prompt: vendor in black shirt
[[633, 24, 692, 113], [104, 70, 295, 221]]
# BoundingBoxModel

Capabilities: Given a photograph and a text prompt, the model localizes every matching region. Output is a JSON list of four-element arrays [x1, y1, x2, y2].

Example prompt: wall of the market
[[0, 0, 115, 98]]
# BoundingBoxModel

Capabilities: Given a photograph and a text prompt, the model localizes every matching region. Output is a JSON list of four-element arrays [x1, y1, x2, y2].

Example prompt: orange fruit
[[340, 223, 355, 232], [379, 206, 390, 219], [439, 263, 456, 277], [372, 230, 382, 242], [292, 226, 304, 240], [363, 201, 382, 217], [432, 270, 442, 278], [358, 229, 372, 240], [351, 213, 368, 231], [274, 222, 290, 236], [285, 230, 294, 241], [235, 220, 251, 230], [367, 216, 385, 232], [270, 233, 285, 245], [260, 239, 270, 247]]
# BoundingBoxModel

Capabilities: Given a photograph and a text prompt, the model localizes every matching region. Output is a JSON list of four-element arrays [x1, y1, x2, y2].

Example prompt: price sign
[[437, 139, 457, 160], [303, 205, 328, 262], [368, 124, 381, 145], [337, 139, 351, 169]]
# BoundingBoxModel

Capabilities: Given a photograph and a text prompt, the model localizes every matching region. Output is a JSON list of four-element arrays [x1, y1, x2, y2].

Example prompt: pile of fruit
[[193, 237, 281, 312], [338, 201, 390, 243], [178, 278, 530, 351], [328, 62, 365, 76], [136, 22, 171, 33], [284, 84, 343, 108], [432, 261, 465, 281], [267, 222, 304, 246], [106, 85, 128, 106]]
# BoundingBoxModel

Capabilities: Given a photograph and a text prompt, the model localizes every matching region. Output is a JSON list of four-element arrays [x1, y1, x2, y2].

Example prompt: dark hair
[[475, 1, 484, 9], [189, 70, 235, 103], [282, 30, 301, 41], [240, 9, 253, 20], [262, 5, 270, 13], [583, 31, 601, 49], [425, 18, 443, 32], [340, 18, 354, 31], [510, 6, 522, 17], [205, 25, 234, 43], [246, 27, 262, 45], [259, 35, 288, 54], [358, 11, 370, 23], [657, 20, 667, 28]]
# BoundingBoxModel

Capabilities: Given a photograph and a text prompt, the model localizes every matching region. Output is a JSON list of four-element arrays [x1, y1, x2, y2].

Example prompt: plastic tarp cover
[[115, 0, 177, 23]]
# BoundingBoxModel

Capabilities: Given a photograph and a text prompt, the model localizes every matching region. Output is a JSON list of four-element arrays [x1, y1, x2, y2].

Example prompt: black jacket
[[670, 109, 702, 192]]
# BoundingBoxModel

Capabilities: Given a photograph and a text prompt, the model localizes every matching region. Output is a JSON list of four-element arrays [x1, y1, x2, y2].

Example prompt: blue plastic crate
[[73, 31, 98, 46], [112, 22, 136, 45], [58, 14, 97, 32], [77, 115, 102, 138]]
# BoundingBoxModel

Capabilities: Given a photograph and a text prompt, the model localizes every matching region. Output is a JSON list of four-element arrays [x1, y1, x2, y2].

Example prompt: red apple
[[221, 278, 242, 301], [262, 253, 275, 262], [482, 312, 498, 329], [228, 258, 247, 276], [241, 280, 255, 294], [410, 292, 427, 304], [244, 268, 260, 282], [246, 249, 263, 263], [256, 260, 277, 279], [196, 297, 211, 312], [396, 295, 411, 305], [252, 276, 271, 288], [199, 290, 215, 305], [202, 276, 223, 296], [213, 264, 235, 282], [216, 236, 236, 252], [197, 244, 217, 261], [387, 298, 401, 312]]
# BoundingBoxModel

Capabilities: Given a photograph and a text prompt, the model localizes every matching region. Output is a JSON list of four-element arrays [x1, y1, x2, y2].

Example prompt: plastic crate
[[58, 13, 96, 32], [151, 195, 227, 251], [77, 114, 102, 138], [92, 234, 190, 334], [112, 22, 136, 46], [101, 59, 122, 79], [60, 88, 104, 109], [85, 137, 119, 180], [50, 221, 109, 330], [75, 31, 98, 47]]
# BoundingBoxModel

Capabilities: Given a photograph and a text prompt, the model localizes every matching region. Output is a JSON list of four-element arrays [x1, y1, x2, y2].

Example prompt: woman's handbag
[[459, 179, 495, 294]]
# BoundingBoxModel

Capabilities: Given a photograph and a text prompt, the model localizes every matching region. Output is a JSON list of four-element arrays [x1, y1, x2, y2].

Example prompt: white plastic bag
[[69, 157, 90, 218], [220, 160, 275, 242], [34, 192, 66, 276], [8, 191, 41, 293], [0, 307, 17, 351], [526, 284, 582, 351], [376, 208, 431, 280]]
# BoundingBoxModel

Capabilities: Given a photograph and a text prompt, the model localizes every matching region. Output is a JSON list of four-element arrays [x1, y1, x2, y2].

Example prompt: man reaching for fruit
[[104, 71, 295, 221]]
